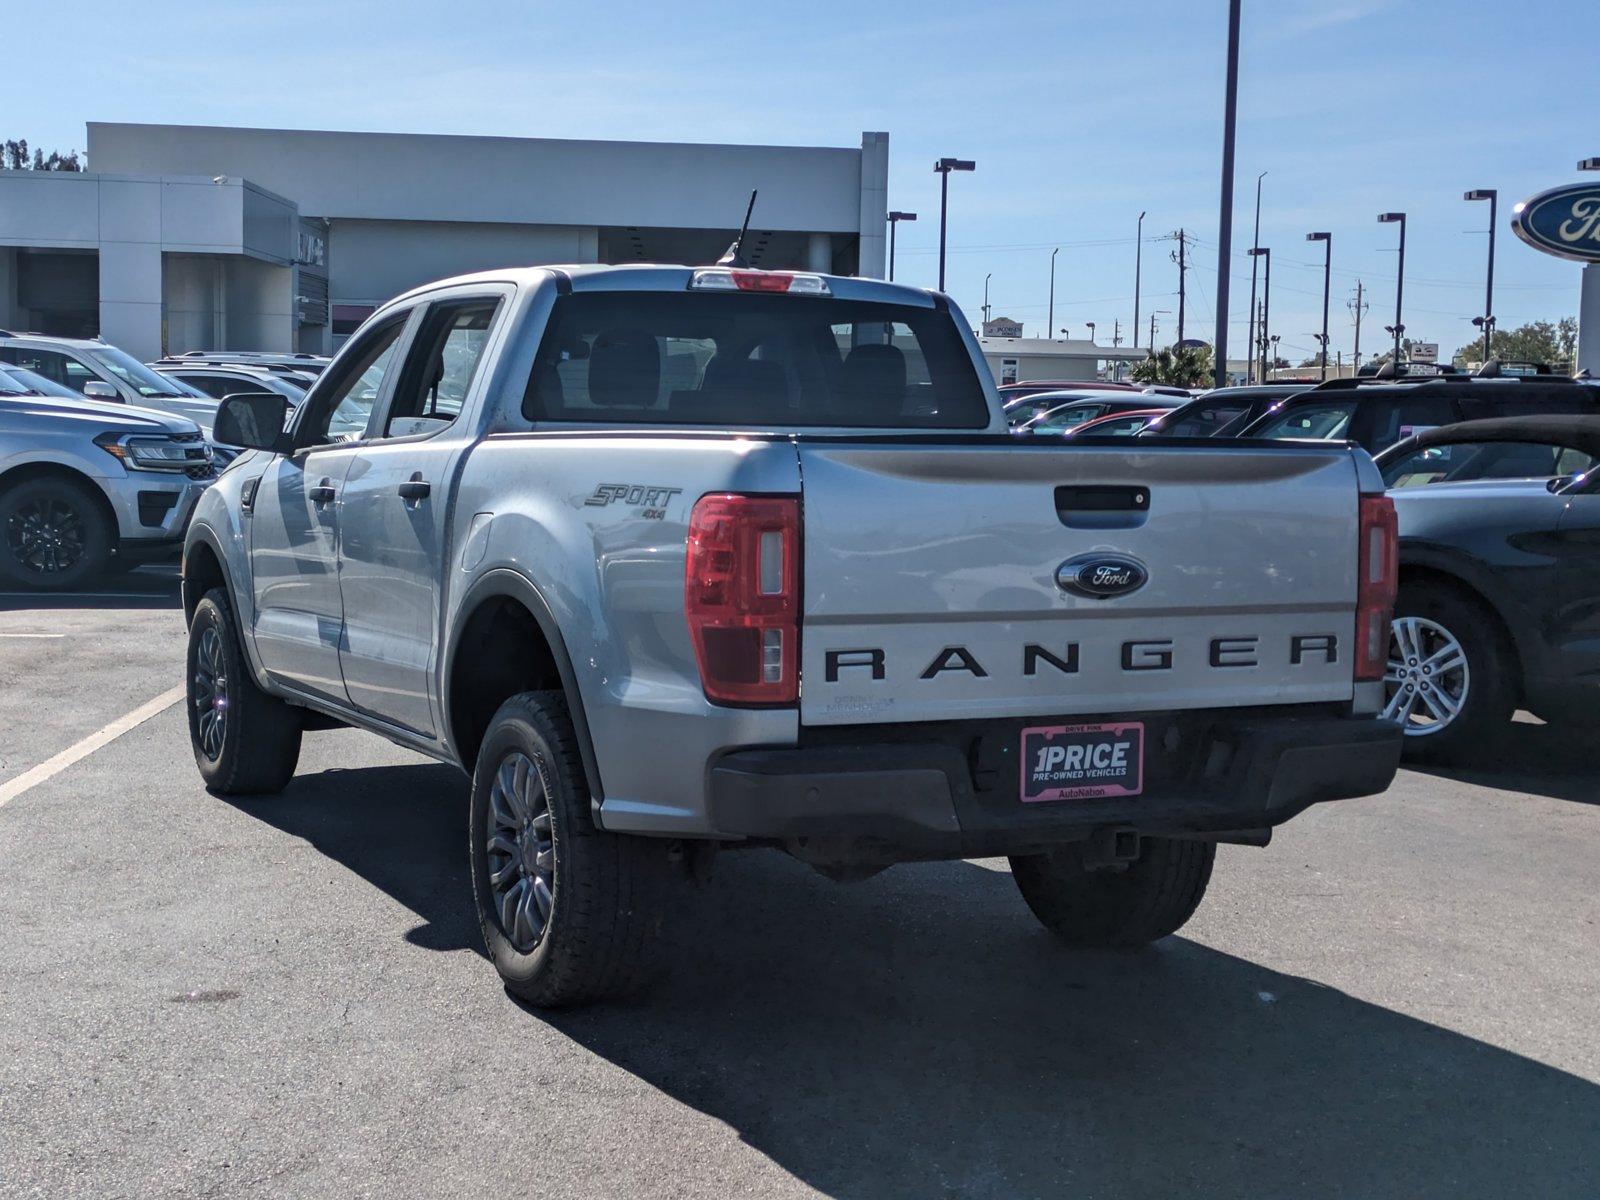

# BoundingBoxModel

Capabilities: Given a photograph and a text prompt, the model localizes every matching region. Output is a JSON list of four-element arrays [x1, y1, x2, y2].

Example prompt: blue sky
[[10, 0, 1594, 362]]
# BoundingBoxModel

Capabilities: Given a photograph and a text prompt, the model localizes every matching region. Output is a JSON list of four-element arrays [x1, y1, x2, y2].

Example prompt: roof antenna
[[716, 190, 759, 268]]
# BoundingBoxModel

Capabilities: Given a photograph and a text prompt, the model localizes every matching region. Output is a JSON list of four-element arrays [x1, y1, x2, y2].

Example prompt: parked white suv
[[0, 367, 213, 587], [0, 332, 221, 434]]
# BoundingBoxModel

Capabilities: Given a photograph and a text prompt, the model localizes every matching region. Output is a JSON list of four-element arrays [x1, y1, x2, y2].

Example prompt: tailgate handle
[[1054, 485, 1150, 529]]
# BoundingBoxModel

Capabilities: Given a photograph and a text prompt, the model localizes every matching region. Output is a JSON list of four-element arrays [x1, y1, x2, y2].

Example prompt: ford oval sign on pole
[[1512, 182, 1600, 378], [1511, 183, 1600, 263]]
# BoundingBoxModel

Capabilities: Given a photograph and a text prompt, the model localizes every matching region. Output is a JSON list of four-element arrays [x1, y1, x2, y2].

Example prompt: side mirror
[[81, 380, 119, 400], [214, 392, 290, 451]]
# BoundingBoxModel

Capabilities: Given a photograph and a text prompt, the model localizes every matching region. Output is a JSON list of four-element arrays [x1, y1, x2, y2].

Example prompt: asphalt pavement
[[1, 569, 1596, 1199]]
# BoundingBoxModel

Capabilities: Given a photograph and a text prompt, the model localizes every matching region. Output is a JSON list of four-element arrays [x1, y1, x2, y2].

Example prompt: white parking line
[[0, 592, 172, 600], [0, 633, 66, 639], [0, 685, 185, 809]]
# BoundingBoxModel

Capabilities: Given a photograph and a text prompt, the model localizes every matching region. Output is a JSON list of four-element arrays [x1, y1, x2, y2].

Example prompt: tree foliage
[[1454, 318, 1577, 371], [1131, 343, 1213, 388], [3, 140, 84, 171]]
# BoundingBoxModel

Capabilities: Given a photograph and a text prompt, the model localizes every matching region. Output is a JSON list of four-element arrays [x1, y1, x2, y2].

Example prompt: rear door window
[[1382, 440, 1598, 487], [1251, 400, 1356, 441], [1362, 397, 1458, 452], [522, 291, 988, 428]]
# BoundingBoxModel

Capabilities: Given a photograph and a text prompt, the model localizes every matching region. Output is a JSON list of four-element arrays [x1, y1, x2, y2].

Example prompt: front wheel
[[0, 476, 112, 589], [187, 588, 303, 794], [469, 692, 670, 1008], [1009, 837, 1215, 948]]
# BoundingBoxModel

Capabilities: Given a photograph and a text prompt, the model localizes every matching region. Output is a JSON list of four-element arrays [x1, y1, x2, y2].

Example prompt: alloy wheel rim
[[486, 750, 555, 953], [193, 626, 228, 760], [1383, 616, 1470, 736], [6, 497, 85, 575]]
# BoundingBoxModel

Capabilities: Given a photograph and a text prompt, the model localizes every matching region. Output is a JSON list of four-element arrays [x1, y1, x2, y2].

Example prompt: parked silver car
[[0, 333, 221, 434], [0, 368, 213, 587]]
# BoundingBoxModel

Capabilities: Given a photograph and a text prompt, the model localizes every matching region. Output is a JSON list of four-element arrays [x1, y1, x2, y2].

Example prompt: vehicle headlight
[[93, 432, 209, 473]]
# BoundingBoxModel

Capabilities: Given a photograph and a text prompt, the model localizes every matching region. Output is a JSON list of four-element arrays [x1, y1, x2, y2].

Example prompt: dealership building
[[0, 122, 891, 361]]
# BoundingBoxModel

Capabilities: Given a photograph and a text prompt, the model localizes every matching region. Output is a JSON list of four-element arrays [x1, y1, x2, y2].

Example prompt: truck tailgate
[[797, 440, 1361, 726]]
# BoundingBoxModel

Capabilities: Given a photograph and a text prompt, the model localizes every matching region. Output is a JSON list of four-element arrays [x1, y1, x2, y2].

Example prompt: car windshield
[[1250, 400, 1355, 441], [523, 291, 990, 428], [89, 347, 207, 398], [1381, 440, 1598, 488], [0, 365, 79, 398]]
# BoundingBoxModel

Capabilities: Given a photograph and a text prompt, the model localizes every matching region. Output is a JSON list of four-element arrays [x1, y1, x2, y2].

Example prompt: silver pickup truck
[[182, 264, 1403, 1007]]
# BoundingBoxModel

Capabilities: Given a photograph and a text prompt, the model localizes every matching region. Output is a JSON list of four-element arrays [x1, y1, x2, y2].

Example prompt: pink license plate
[[1019, 722, 1145, 802]]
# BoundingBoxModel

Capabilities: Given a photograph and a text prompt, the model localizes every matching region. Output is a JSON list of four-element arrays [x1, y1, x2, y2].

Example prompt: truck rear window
[[521, 292, 989, 428]]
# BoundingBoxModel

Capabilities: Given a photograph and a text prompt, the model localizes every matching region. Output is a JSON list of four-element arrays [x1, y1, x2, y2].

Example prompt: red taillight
[[685, 494, 801, 706], [1354, 494, 1399, 682]]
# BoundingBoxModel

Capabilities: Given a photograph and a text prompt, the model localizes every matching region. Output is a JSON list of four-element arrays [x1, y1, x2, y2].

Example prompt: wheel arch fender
[[0, 459, 121, 542], [442, 567, 604, 802]]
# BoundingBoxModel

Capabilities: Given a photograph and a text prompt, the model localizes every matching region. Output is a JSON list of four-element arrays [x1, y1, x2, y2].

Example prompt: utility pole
[[1348, 280, 1368, 371], [1111, 319, 1123, 379], [1150, 312, 1157, 349], [1171, 229, 1189, 345]]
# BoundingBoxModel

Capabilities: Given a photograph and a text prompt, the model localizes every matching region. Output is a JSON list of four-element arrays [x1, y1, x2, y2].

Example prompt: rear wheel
[[1009, 837, 1215, 948], [0, 476, 112, 590], [187, 587, 302, 794], [469, 692, 670, 1008], [1384, 581, 1514, 764]]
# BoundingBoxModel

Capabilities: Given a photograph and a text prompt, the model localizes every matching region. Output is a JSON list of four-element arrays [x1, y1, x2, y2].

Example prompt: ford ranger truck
[[181, 264, 1403, 1008]]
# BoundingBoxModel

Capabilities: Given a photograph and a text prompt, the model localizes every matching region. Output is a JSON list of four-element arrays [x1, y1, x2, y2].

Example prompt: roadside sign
[[1409, 342, 1439, 364]]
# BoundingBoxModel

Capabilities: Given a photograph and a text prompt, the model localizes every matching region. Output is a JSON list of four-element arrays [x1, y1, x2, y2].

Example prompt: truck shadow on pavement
[[231, 763, 1599, 1198], [543, 851, 1600, 1199], [1408, 718, 1600, 806], [222, 760, 481, 953]]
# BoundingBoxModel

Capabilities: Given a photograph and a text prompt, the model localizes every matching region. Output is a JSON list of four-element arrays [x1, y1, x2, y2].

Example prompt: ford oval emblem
[[1056, 553, 1148, 599], [1511, 183, 1600, 264]]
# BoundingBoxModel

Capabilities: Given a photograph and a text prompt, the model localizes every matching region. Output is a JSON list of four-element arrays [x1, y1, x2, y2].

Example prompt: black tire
[[469, 691, 670, 1008], [0, 475, 113, 590], [1387, 580, 1515, 765], [1009, 837, 1215, 948], [187, 587, 302, 795]]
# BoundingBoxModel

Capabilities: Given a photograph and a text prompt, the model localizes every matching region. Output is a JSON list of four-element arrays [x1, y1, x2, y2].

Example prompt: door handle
[[309, 479, 337, 505], [398, 473, 431, 501]]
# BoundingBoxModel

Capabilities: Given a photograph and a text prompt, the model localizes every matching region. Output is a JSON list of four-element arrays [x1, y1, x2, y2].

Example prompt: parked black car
[[1373, 416, 1600, 761], [1237, 374, 1600, 456], [1140, 384, 1313, 438]]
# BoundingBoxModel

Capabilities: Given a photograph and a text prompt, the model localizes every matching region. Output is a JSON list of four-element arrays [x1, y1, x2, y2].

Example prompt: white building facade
[[0, 122, 891, 361]]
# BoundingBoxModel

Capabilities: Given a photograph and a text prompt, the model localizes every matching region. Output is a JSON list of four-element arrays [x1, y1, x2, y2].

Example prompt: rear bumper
[[704, 707, 1401, 860]]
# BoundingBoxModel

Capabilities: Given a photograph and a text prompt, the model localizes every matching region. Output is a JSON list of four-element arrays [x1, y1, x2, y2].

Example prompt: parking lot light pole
[[982, 272, 992, 324], [1134, 211, 1146, 347], [1379, 212, 1407, 364], [934, 158, 975, 292], [1464, 190, 1496, 359], [1248, 247, 1270, 375], [886, 211, 917, 283], [1048, 247, 1059, 338], [1306, 232, 1332, 380], [1212, 0, 1242, 389], [1247, 173, 1265, 381]]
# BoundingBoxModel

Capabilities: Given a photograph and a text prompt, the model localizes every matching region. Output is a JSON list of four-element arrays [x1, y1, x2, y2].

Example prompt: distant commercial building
[[978, 335, 1148, 385], [0, 122, 890, 360]]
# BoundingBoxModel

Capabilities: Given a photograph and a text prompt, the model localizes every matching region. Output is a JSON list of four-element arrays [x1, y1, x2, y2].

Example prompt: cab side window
[[299, 315, 408, 446], [380, 298, 500, 439]]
